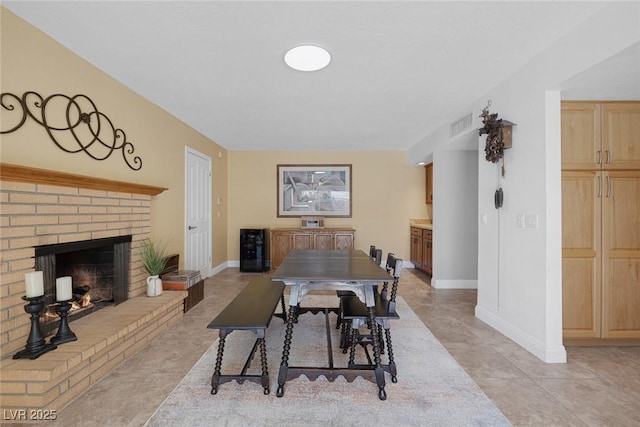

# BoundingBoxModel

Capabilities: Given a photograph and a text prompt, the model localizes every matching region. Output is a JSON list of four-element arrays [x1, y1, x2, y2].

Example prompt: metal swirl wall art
[[1, 91, 142, 170]]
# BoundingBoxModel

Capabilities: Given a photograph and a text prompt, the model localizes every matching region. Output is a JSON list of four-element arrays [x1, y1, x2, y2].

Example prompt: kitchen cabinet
[[562, 102, 640, 170], [561, 101, 640, 340], [410, 226, 432, 276], [561, 102, 600, 170], [422, 229, 432, 276], [562, 170, 601, 338], [269, 228, 355, 271], [425, 163, 433, 204], [410, 227, 423, 270]]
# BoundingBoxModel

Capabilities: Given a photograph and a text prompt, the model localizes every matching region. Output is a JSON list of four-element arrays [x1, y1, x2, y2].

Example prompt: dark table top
[[285, 249, 369, 258], [272, 249, 391, 283]]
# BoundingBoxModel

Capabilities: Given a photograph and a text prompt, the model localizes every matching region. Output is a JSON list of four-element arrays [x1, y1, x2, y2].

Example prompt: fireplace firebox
[[34, 236, 132, 337]]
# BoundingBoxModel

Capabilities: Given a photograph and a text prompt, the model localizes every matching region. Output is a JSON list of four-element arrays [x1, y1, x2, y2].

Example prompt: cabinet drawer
[[411, 227, 422, 237], [423, 229, 432, 239]]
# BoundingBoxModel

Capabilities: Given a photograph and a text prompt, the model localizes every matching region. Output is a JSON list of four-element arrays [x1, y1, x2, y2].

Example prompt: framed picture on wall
[[277, 164, 352, 217]]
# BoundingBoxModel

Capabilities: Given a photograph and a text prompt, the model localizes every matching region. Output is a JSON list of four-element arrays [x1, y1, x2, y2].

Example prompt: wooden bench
[[207, 277, 285, 395]]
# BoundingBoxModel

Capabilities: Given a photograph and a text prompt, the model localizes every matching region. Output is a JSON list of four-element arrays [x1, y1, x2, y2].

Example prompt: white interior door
[[185, 147, 212, 277]]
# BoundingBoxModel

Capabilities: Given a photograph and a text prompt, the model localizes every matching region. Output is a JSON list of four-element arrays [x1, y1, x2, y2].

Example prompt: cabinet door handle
[[188, 225, 197, 230], [597, 150, 602, 164], [605, 150, 611, 164], [597, 175, 602, 198], [606, 175, 611, 198]]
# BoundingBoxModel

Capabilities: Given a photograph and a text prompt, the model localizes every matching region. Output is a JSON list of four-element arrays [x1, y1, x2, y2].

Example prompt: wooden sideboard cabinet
[[269, 228, 355, 271]]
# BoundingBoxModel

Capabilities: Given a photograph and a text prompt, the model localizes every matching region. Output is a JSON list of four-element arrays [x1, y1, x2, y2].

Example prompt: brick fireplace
[[35, 235, 132, 338], [0, 164, 185, 412]]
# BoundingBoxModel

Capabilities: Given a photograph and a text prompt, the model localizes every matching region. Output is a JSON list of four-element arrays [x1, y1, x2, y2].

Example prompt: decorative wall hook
[[1, 91, 142, 170], [478, 100, 515, 164]]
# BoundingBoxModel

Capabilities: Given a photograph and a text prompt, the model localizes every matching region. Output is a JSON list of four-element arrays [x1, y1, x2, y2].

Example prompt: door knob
[[188, 225, 197, 230]]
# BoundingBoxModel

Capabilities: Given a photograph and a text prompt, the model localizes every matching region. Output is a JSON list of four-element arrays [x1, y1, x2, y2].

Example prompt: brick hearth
[[0, 291, 186, 411]]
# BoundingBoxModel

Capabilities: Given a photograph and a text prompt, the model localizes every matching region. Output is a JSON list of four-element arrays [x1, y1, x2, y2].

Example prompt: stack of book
[[161, 270, 202, 291]]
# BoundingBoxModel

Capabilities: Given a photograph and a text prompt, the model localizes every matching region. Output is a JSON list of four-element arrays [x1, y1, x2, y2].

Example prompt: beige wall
[[0, 8, 228, 267], [228, 151, 428, 262], [2, 8, 429, 270]]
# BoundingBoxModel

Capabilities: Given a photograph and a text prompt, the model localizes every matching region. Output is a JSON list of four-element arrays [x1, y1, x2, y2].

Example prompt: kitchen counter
[[411, 223, 432, 230], [410, 219, 432, 230]]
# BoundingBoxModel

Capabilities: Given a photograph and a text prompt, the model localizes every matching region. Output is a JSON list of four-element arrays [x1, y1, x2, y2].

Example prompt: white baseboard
[[475, 304, 567, 363], [210, 261, 233, 276], [198, 262, 228, 279], [400, 264, 476, 290]]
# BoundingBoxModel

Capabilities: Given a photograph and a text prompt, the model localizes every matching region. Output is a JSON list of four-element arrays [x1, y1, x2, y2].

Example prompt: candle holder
[[13, 296, 57, 359], [50, 300, 77, 345]]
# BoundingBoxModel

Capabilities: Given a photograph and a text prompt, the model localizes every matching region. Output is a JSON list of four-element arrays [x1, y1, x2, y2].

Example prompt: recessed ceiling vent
[[449, 112, 473, 137]]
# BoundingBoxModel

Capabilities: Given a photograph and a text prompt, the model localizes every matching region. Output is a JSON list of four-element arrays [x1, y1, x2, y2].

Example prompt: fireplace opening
[[35, 236, 132, 337]]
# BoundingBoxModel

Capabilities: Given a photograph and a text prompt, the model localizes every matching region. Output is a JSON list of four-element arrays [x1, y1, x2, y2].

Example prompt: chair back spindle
[[381, 252, 395, 299], [387, 258, 402, 314]]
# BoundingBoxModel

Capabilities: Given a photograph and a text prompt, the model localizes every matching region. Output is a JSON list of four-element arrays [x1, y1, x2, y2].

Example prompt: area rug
[[145, 296, 510, 427]]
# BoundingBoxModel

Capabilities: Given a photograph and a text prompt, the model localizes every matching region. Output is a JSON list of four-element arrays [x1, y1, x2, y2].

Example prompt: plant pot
[[146, 275, 163, 297]]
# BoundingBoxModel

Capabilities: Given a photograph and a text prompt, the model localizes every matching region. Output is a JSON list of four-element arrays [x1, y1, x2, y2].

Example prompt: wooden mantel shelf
[[0, 163, 168, 196]]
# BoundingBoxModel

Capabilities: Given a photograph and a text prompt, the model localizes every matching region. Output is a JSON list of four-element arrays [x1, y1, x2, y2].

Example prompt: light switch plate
[[525, 213, 539, 229]]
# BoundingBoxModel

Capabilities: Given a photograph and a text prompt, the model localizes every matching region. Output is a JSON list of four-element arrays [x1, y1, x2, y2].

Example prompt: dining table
[[271, 249, 393, 400]]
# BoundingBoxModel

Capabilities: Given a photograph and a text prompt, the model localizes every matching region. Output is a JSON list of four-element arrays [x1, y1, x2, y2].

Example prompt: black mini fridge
[[239, 228, 269, 272]]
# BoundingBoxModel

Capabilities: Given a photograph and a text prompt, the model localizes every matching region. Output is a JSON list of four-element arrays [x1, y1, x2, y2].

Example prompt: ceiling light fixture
[[284, 45, 331, 71]]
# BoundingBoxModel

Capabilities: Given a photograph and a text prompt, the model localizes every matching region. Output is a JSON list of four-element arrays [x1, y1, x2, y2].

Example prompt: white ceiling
[[4, 1, 639, 151], [560, 41, 640, 101]]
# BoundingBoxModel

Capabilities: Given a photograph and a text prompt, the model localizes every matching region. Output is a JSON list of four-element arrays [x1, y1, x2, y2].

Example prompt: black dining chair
[[340, 255, 403, 383], [335, 246, 382, 330], [338, 251, 395, 348]]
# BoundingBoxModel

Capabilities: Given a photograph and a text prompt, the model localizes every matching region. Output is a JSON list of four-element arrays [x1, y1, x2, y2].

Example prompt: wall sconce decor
[[1, 91, 142, 170], [478, 100, 515, 164]]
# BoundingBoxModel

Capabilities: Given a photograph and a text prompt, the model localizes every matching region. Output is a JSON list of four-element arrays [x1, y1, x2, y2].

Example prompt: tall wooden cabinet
[[561, 170, 601, 337], [561, 101, 640, 340], [269, 228, 355, 271]]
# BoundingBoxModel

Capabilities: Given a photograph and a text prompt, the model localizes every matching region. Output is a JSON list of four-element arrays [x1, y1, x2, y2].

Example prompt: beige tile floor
[[35, 268, 640, 426]]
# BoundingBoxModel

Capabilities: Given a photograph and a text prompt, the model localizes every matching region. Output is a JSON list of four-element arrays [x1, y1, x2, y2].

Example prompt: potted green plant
[[139, 238, 168, 297]]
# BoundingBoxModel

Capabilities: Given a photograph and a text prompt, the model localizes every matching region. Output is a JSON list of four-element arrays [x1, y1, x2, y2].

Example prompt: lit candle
[[25, 271, 44, 298], [56, 276, 73, 301]]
